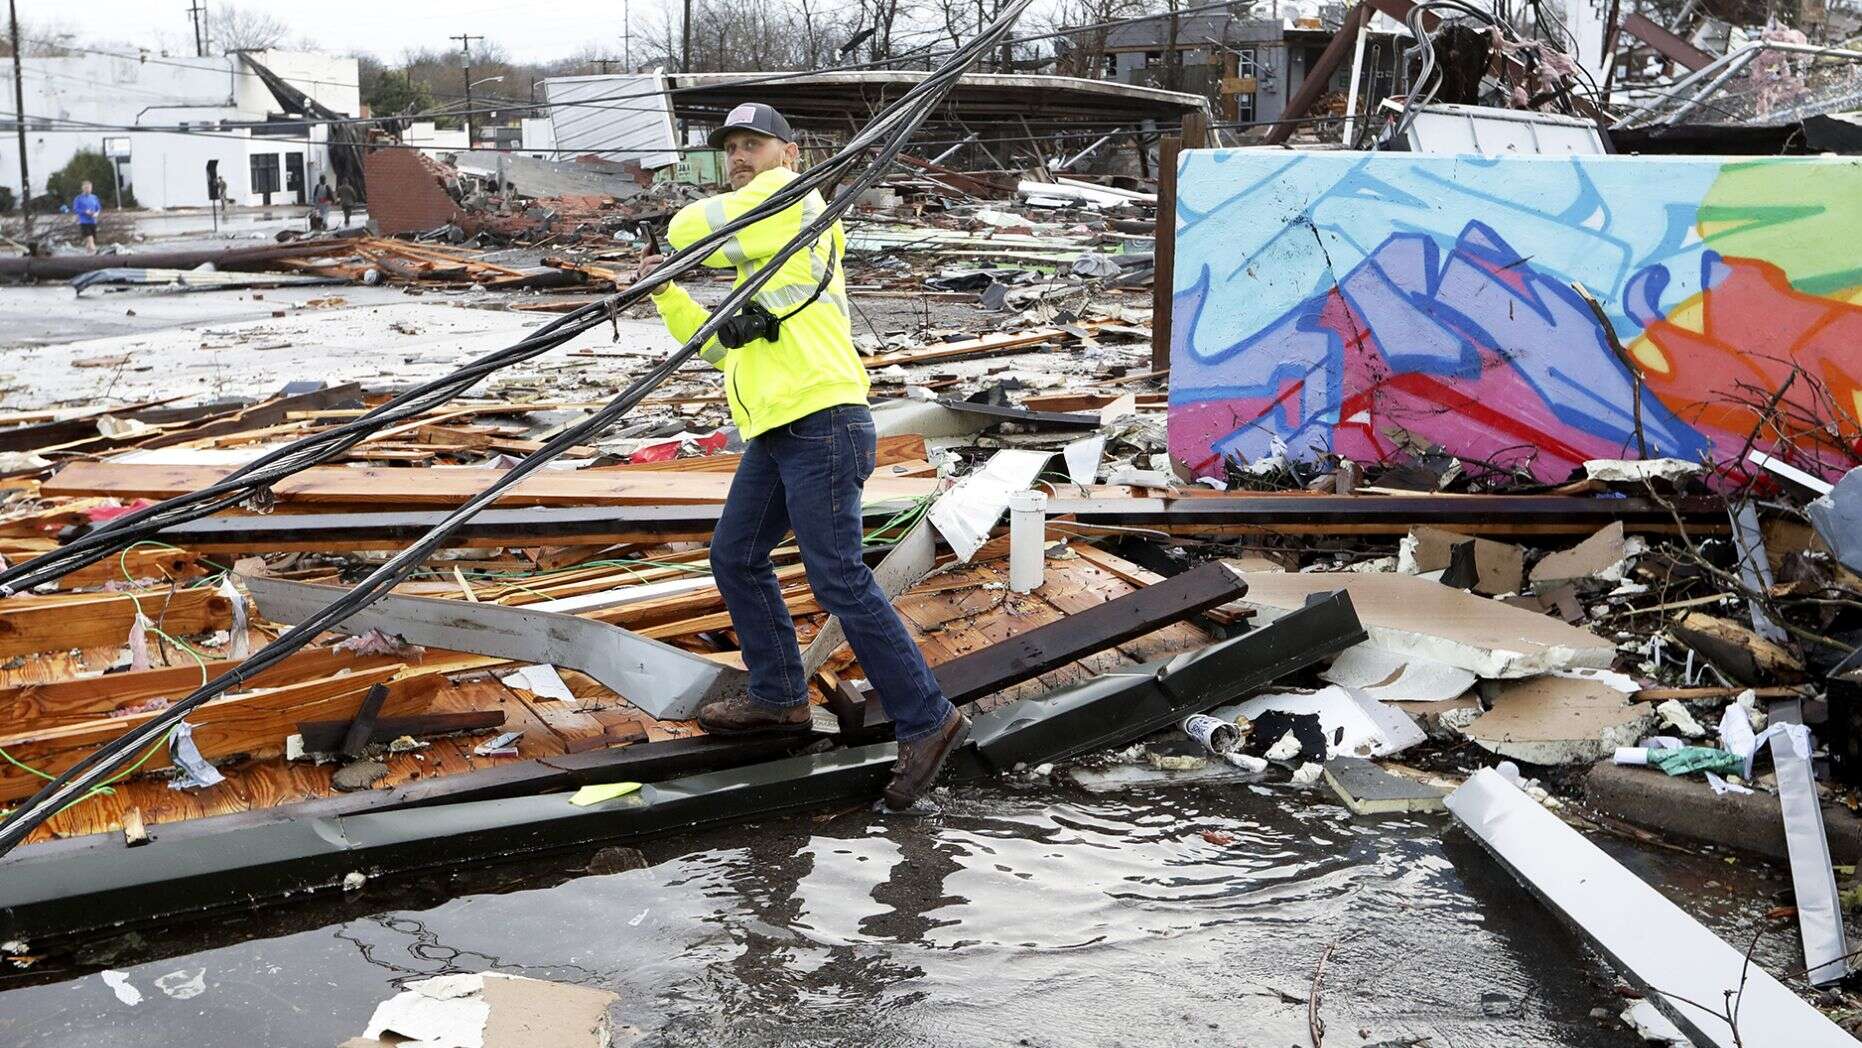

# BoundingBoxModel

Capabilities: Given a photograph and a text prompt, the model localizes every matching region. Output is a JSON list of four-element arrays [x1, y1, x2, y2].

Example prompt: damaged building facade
[[0, 49, 358, 209]]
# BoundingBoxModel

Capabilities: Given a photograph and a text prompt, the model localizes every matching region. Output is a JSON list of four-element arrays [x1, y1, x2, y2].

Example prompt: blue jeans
[[710, 404, 954, 743]]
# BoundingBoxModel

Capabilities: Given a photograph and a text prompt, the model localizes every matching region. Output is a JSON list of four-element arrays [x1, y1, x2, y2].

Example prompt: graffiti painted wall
[[1168, 152, 1862, 483]]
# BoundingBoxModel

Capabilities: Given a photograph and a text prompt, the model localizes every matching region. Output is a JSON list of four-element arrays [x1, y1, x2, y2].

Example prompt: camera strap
[[774, 232, 840, 323]]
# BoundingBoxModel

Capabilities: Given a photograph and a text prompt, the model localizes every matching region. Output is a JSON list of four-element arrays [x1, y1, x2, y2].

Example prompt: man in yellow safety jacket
[[641, 103, 966, 811]]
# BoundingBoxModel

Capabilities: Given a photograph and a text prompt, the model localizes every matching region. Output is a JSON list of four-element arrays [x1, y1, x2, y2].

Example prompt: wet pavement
[[0, 778, 1753, 1047]]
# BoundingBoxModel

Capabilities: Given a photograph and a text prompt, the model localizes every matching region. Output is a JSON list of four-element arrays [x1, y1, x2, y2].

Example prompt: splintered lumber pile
[[0, 664, 439, 802], [41, 462, 938, 508], [0, 588, 236, 659]]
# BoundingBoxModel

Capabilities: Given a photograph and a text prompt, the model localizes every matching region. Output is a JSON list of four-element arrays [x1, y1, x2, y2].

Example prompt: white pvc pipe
[[1008, 489, 1048, 594]]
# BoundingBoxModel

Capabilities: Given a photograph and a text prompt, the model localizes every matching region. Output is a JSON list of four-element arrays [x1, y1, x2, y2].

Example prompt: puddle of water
[[0, 782, 1648, 1047]]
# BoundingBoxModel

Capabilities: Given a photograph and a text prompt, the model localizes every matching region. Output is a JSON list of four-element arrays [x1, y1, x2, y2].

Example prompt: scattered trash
[[569, 781, 642, 806], [347, 972, 618, 1048], [99, 970, 142, 1007]]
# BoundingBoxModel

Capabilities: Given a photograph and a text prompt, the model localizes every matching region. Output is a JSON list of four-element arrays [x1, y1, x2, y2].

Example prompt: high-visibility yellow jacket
[[651, 167, 867, 440]]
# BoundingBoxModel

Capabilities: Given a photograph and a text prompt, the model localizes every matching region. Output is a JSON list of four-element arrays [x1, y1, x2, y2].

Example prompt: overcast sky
[[33, 0, 678, 65]]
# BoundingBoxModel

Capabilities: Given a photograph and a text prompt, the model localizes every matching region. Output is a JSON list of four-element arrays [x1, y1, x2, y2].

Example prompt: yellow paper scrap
[[569, 781, 642, 807]]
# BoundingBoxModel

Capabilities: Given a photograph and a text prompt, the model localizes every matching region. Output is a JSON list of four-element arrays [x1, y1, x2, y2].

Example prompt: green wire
[[0, 541, 221, 821]]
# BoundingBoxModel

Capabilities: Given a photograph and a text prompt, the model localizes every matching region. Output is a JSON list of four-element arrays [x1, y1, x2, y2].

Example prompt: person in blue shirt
[[72, 181, 102, 253]]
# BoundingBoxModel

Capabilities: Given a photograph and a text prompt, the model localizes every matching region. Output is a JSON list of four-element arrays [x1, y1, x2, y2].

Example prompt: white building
[[0, 48, 360, 209], [401, 121, 470, 156]]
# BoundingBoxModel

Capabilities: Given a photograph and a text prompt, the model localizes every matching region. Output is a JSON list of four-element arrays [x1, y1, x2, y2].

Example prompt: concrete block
[[1585, 762, 1862, 865]]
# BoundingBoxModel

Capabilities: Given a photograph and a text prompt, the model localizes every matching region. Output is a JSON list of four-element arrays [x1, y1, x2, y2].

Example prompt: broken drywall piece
[[1807, 466, 1862, 576], [1529, 522, 1639, 588], [926, 448, 1051, 562], [1320, 645, 1478, 703], [1655, 700, 1706, 739], [1322, 757, 1448, 815], [1396, 526, 1524, 596], [1583, 458, 1703, 485], [1619, 1000, 1690, 1046], [1232, 572, 1616, 678], [1224, 685, 1425, 761], [1264, 731, 1301, 761], [351, 972, 617, 1048], [1465, 676, 1657, 765], [500, 665, 576, 703], [1552, 666, 1642, 693], [1096, 393, 1137, 424]]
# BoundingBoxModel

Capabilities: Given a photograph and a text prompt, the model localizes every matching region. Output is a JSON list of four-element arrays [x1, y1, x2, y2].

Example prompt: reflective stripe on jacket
[[651, 167, 867, 440]]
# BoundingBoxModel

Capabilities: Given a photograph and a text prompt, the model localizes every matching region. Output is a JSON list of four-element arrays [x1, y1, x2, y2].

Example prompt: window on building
[[250, 153, 281, 195], [1144, 50, 1163, 67]]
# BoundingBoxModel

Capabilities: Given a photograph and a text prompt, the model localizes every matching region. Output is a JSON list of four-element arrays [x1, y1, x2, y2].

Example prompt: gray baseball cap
[[708, 103, 794, 148]]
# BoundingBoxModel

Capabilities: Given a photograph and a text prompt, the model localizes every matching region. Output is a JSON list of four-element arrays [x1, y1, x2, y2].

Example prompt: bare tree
[[207, 4, 293, 52], [1042, 0, 1163, 79], [0, 18, 80, 57]]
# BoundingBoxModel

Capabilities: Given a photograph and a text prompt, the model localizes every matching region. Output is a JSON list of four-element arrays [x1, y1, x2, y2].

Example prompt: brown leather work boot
[[883, 707, 971, 811], [696, 693, 811, 736]]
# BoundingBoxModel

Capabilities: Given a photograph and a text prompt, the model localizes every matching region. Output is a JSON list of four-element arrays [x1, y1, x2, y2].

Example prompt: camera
[[716, 300, 783, 349]]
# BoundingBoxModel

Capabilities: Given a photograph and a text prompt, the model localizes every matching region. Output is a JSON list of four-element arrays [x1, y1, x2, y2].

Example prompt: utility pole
[[8, 0, 30, 244], [681, 0, 692, 72], [623, 0, 631, 69], [450, 32, 483, 147], [186, 1, 208, 58], [592, 58, 616, 74]]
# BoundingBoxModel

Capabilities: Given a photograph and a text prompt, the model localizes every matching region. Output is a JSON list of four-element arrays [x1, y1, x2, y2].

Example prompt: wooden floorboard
[[11, 554, 1212, 845]]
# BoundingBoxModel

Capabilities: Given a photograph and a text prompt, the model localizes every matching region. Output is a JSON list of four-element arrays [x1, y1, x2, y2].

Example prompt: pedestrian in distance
[[72, 180, 102, 253]]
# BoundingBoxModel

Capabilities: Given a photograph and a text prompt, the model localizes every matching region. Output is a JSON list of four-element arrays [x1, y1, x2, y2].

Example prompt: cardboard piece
[[1529, 522, 1634, 588], [346, 972, 617, 1048], [1398, 526, 1524, 595]]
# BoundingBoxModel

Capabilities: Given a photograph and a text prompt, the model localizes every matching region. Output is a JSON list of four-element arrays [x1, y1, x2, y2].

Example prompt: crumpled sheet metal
[[927, 448, 1053, 562], [246, 576, 744, 721], [1807, 466, 1862, 576], [1446, 768, 1857, 1048]]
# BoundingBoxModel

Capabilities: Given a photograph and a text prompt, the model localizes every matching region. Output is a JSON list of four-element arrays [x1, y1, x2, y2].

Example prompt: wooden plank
[[853, 560, 1244, 729], [0, 587, 234, 659], [44, 462, 937, 508], [1152, 129, 1180, 373], [602, 434, 928, 473], [862, 329, 1069, 369], [0, 666, 438, 801], [56, 548, 207, 589], [0, 647, 497, 728]]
